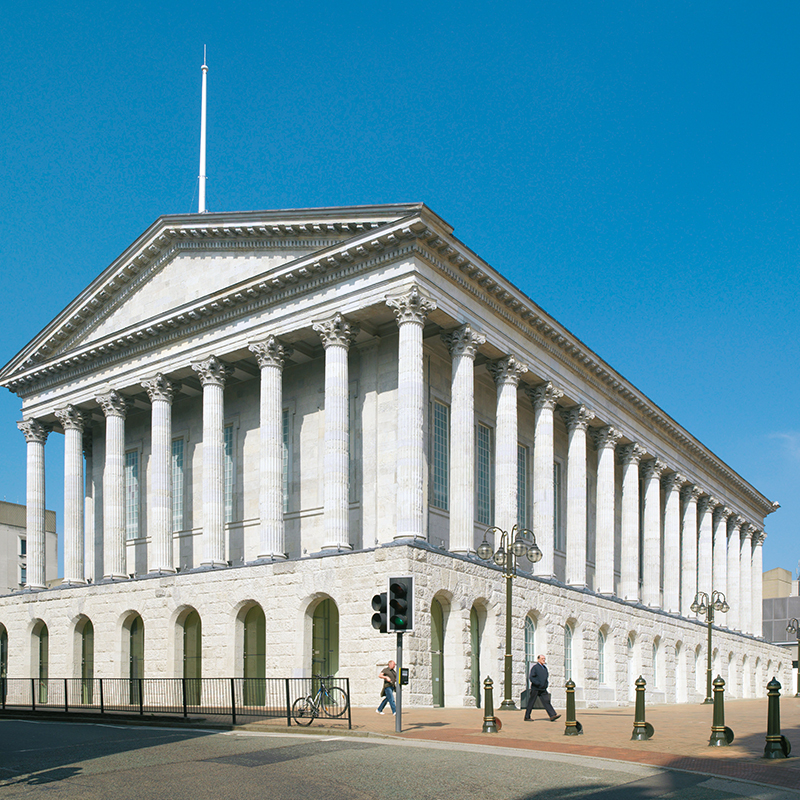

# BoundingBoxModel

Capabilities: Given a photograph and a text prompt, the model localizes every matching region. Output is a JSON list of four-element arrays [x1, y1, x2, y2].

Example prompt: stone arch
[[563, 616, 584, 690], [176, 606, 202, 705], [71, 615, 94, 704], [430, 590, 461, 707], [234, 600, 266, 703], [31, 619, 48, 703], [597, 623, 615, 703], [468, 598, 489, 707]]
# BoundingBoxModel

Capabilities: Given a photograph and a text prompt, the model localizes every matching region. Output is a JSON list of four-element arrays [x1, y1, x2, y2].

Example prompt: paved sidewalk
[[248, 696, 800, 792]]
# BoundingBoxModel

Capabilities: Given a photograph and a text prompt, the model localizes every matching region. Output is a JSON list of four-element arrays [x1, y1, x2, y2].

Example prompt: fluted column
[[561, 404, 595, 588], [712, 507, 731, 627], [726, 516, 743, 631], [751, 531, 765, 637], [249, 336, 293, 559], [641, 458, 666, 608], [192, 356, 232, 567], [142, 374, 176, 573], [680, 485, 700, 617], [442, 325, 485, 553], [488, 356, 528, 534], [386, 285, 436, 541], [739, 525, 754, 635], [313, 313, 358, 550], [618, 443, 645, 602], [96, 391, 128, 580], [662, 472, 685, 613], [55, 406, 87, 585], [17, 419, 50, 589], [526, 382, 563, 578], [592, 426, 621, 595], [83, 431, 95, 583], [697, 495, 717, 598]]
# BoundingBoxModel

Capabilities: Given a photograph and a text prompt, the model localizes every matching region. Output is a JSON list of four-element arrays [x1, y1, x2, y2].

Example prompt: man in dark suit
[[523, 654, 561, 722]]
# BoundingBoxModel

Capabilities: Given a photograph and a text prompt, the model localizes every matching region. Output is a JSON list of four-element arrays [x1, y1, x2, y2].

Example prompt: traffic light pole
[[396, 631, 403, 733]]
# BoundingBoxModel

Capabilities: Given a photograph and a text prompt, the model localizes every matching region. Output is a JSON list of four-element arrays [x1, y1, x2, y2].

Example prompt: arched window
[[128, 614, 144, 705], [431, 598, 444, 707], [598, 630, 606, 685], [32, 621, 48, 704], [243, 605, 266, 706], [80, 619, 94, 704], [312, 599, 339, 678], [564, 624, 573, 681], [183, 610, 202, 706]]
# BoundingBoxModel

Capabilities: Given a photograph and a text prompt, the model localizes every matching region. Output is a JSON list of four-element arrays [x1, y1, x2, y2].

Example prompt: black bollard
[[564, 679, 583, 735], [482, 677, 498, 733], [709, 675, 734, 746], [764, 677, 792, 759], [631, 676, 654, 741]]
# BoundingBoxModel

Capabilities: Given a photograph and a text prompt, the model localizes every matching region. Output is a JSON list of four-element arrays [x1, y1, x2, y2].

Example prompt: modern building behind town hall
[[0, 203, 787, 708]]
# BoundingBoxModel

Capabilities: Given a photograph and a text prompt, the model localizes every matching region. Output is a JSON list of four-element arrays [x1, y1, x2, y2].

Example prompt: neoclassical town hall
[[0, 203, 787, 708]]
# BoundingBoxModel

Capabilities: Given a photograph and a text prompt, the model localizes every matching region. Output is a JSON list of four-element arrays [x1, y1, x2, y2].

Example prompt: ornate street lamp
[[691, 590, 729, 704], [478, 524, 542, 710], [786, 618, 800, 698]]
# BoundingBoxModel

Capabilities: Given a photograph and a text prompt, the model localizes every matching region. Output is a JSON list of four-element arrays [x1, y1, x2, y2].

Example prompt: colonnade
[[15, 286, 766, 637]]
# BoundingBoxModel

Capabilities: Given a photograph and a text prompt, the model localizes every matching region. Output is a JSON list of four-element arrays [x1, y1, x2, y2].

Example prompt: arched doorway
[[469, 605, 482, 707], [431, 598, 444, 707], [243, 604, 266, 705], [183, 610, 202, 705], [33, 621, 48, 704], [0, 624, 7, 703], [80, 619, 94, 704], [312, 599, 339, 679], [128, 614, 144, 704]]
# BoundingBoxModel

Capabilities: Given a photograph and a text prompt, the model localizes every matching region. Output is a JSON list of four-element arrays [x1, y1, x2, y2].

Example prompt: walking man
[[523, 654, 561, 722], [376, 659, 397, 715]]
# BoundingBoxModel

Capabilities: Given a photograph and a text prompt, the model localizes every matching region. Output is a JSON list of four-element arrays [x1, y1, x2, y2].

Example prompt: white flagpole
[[198, 46, 208, 213]]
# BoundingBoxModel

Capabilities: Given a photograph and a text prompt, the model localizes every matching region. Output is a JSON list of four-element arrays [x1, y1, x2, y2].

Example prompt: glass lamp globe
[[527, 543, 543, 563], [511, 535, 528, 558], [492, 547, 506, 567], [477, 540, 493, 561]]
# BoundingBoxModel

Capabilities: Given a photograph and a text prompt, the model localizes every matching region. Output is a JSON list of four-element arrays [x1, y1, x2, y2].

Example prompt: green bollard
[[709, 675, 734, 746], [764, 677, 792, 759], [631, 676, 654, 741], [564, 679, 583, 735], [482, 677, 498, 734]]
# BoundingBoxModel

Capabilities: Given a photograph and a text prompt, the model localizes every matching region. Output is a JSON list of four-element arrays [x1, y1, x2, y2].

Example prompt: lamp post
[[478, 524, 542, 710], [691, 590, 729, 704], [786, 618, 800, 698]]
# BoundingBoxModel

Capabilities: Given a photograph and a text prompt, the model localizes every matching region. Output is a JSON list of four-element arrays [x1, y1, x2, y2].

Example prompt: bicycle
[[291, 674, 349, 726]]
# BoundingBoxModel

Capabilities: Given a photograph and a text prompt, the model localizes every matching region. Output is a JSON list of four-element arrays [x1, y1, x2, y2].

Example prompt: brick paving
[[249, 696, 800, 791]]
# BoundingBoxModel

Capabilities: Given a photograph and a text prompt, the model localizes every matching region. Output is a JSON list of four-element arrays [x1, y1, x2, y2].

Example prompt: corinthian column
[[96, 391, 128, 580], [55, 406, 87, 585], [17, 419, 50, 589], [560, 404, 595, 588], [386, 285, 436, 540], [739, 525, 754, 634], [488, 356, 528, 534], [752, 531, 765, 637], [726, 516, 743, 631], [697, 496, 717, 598], [680, 485, 701, 617], [662, 472, 685, 613], [592, 426, 621, 595], [442, 324, 485, 553], [641, 458, 666, 608], [191, 356, 232, 567], [618, 443, 645, 602], [313, 314, 358, 550], [713, 506, 731, 627], [526, 382, 563, 578], [249, 336, 293, 559], [83, 431, 95, 583], [142, 374, 176, 573]]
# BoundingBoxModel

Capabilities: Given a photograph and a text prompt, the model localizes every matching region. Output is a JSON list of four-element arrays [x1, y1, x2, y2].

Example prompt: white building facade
[[0, 203, 786, 707]]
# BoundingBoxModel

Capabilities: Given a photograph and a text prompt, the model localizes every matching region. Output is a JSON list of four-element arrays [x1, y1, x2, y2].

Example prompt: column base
[[256, 552, 288, 561], [321, 543, 353, 552], [201, 560, 228, 569], [148, 567, 177, 575], [103, 573, 130, 581], [60, 578, 87, 587]]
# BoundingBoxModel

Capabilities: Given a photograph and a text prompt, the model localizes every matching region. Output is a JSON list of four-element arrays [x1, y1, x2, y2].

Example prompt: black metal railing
[[0, 676, 351, 728]]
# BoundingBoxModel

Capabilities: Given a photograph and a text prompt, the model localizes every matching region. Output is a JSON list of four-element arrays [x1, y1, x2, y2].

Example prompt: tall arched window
[[598, 630, 606, 685], [431, 598, 444, 707], [183, 610, 202, 705], [312, 599, 339, 678], [80, 619, 94, 704], [33, 621, 48, 704], [128, 614, 144, 705], [564, 624, 573, 681], [243, 605, 266, 706]]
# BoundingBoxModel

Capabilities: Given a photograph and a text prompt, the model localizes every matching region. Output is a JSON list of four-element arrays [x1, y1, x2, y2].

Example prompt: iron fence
[[0, 676, 351, 728]]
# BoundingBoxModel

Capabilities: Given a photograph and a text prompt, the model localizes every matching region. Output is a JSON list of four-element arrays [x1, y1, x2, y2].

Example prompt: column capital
[[526, 380, 563, 411], [753, 529, 767, 546], [741, 523, 756, 541], [386, 284, 437, 325], [681, 484, 703, 503], [191, 356, 233, 387], [618, 442, 645, 466], [249, 335, 293, 369], [662, 471, 686, 493], [641, 458, 667, 480], [441, 324, 485, 359], [697, 495, 719, 517], [54, 405, 87, 432], [96, 390, 129, 418], [487, 355, 528, 387], [17, 418, 50, 444], [313, 312, 359, 348], [591, 425, 622, 451], [560, 404, 595, 432], [714, 504, 733, 524], [728, 514, 746, 533], [142, 373, 177, 404]]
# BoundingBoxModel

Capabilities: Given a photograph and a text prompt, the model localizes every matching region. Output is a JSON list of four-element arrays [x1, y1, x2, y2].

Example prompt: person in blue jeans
[[376, 660, 397, 715]]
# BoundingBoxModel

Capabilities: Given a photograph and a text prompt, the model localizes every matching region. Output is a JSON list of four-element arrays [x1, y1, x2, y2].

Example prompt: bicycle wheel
[[320, 685, 349, 718], [291, 696, 316, 726]]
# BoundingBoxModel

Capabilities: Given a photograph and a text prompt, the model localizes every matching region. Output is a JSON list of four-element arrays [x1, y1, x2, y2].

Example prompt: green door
[[470, 606, 480, 707], [183, 611, 202, 705], [431, 599, 444, 707], [81, 621, 94, 704], [312, 599, 339, 680], [37, 624, 49, 704], [243, 605, 266, 705], [129, 616, 144, 705]]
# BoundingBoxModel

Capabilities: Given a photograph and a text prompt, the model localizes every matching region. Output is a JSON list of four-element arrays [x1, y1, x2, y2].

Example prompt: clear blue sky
[[0, 1, 797, 576]]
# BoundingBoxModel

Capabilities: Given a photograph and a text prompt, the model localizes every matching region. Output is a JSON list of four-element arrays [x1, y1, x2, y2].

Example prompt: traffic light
[[388, 576, 414, 632], [371, 591, 387, 633]]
